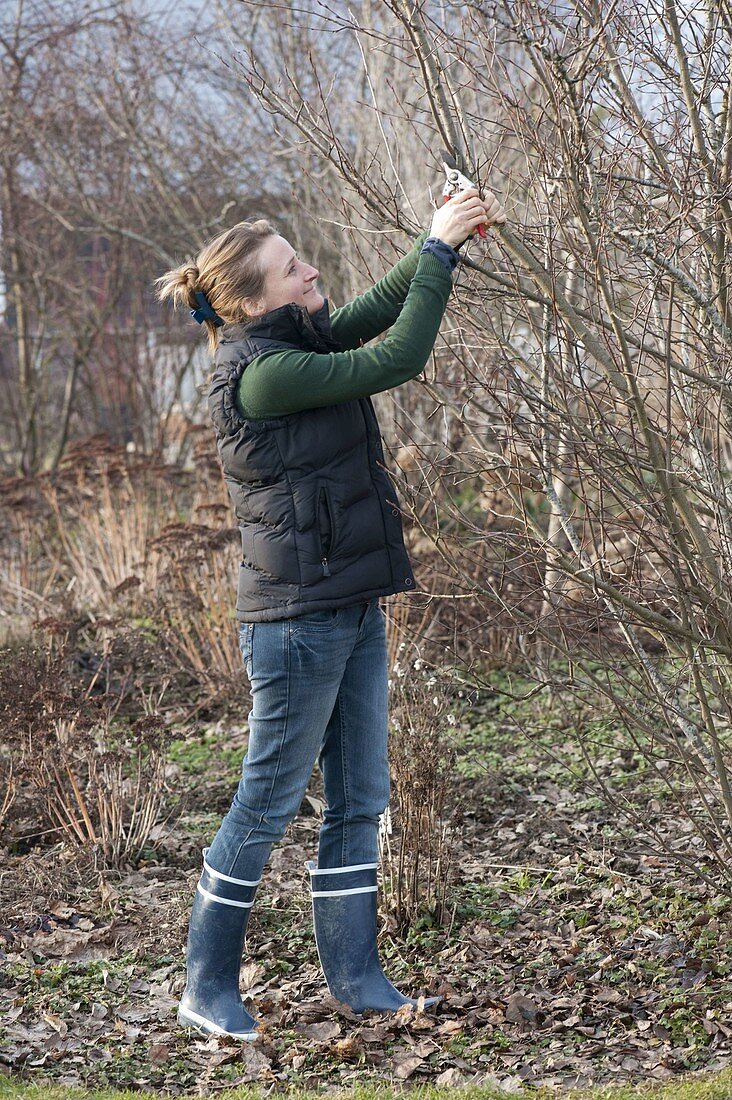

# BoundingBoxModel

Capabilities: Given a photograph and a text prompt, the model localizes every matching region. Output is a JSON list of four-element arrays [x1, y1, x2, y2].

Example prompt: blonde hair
[[155, 219, 278, 353]]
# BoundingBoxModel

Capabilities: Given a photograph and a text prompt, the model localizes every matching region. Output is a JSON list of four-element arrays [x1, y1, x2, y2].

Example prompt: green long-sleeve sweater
[[235, 232, 453, 419]]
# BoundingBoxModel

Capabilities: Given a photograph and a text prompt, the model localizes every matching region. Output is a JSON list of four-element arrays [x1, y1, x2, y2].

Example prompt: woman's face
[[247, 235, 324, 317]]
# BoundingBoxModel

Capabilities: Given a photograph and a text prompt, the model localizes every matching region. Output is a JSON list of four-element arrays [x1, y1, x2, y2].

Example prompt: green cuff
[[414, 252, 454, 280]]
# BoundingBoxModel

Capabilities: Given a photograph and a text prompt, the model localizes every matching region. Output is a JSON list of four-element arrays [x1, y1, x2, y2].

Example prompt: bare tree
[[219, 0, 732, 887], [0, 0, 290, 471]]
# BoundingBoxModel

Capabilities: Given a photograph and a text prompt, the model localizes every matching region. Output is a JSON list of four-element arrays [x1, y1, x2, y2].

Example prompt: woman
[[156, 185, 506, 1041]]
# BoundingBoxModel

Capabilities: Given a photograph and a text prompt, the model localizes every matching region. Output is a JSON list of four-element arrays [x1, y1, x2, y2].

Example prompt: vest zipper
[[317, 485, 336, 576], [300, 307, 323, 350]]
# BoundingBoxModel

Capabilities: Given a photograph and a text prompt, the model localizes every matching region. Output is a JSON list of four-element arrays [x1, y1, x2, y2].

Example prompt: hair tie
[[190, 290, 224, 327]]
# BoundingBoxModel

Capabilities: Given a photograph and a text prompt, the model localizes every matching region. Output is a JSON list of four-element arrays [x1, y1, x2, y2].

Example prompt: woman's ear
[[240, 296, 263, 318]]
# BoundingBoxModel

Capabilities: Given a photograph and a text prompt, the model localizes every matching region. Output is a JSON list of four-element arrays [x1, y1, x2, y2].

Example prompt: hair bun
[[180, 264, 199, 288]]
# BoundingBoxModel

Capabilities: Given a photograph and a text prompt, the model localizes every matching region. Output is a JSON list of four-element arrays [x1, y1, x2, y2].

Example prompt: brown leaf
[[98, 880, 120, 906], [32, 927, 109, 962], [329, 1036, 364, 1061], [42, 1012, 68, 1038], [505, 992, 543, 1030], [148, 1043, 170, 1064], [293, 1000, 332, 1024], [359, 1025, 388, 1043], [240, 962, 265, 989], [411, 1011, 438, 1031], [305, 794, 326, 816], [392, 1053, 425, 1080], [436, 1067, 466, 1087], [437, 1019, 464, 1035], [321, 995, 361, 1021], [237, 1044, 273, 1082], [48, 901, 76, 920], [115, 1005, 155, 1024], [297, 1020, 341, 1042], [595, 989, 623, 1003]]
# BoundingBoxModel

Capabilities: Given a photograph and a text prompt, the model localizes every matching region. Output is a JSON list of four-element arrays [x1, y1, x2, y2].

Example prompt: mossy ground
[[2, 1066, 732, 1098]]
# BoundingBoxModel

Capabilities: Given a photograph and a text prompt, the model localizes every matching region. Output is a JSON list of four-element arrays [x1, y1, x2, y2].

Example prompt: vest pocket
[[317, 485, 337, 575]]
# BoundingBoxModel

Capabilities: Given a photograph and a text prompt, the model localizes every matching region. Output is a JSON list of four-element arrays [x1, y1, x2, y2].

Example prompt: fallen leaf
[[292, 1000, 331, 1024], [31, 927, 108, 962], [236, 1043, 273, 1082], [115, 1006, 155, 1024], [358, 1025, 388, 1043], [505, 992, 543, 1030], [437, 1019, 464, 1035], [48, 902, 76, 920], [329, 1036, 363, 1061], [297, 1020, 341, 1041], [98, 881, 120, 906], [436, 1067, 466, 1086], [148, 1043, 170, 1064], [240, 962, 265, 989], [392, 1053, 425, 1080], [411, 1013, 437, 1031], [42, 1013, 68, 1038]]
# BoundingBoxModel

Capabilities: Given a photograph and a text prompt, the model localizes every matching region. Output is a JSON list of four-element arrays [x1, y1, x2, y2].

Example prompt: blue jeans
[[205, 597, 390, 878]]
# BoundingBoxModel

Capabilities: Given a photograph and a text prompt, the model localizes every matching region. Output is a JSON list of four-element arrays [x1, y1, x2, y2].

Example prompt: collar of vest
[[209, 300, 344, 436], [216, 299, 342, 357]]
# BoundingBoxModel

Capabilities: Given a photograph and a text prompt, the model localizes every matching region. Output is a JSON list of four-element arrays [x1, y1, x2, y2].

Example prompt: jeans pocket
[[291, 607, 339, 630], [239, 622, 254, 674]]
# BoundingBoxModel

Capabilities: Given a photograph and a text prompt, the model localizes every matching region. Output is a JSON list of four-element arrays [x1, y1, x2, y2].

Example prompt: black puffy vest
[[208, 301, 416, 622]]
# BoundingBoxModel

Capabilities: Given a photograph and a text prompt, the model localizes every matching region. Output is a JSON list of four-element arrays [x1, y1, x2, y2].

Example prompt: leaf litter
[[1, 712, 731, 1095]]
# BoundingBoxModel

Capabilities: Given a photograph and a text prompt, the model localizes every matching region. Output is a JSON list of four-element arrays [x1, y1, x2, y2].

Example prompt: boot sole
[[177, 1005, 258, 1041], [351, 997, 441, 1013]]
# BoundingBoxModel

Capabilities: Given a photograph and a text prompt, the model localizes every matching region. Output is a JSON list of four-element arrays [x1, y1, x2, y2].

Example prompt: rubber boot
[[307, 861, 439, 1013], [177, 850, 261, 1040]]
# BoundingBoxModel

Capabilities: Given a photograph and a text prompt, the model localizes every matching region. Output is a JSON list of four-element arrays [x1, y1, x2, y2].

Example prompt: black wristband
[[421, 236, 460, 272]]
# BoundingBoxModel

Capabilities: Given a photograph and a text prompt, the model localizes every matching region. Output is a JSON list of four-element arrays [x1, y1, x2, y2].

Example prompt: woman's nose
[[307, 265, 319, 280]]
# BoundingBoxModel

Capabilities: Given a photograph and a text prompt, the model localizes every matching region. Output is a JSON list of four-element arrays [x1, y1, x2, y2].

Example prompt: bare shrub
[[381, 652, 463, 930], [0, 476, 60, 641], [29, 710, 169, 866], [151, 523, 243, 704], [0, 759, 16, 835], [39, 441, 191, 611], [0, 628, 172, 866]]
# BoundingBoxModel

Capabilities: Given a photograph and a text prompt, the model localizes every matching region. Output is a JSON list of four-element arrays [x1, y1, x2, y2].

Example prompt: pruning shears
[[441, 150, 487, 239]]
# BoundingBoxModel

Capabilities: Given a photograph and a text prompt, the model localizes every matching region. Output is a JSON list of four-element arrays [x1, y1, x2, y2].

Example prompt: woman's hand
[[429, 187, 506, 248]]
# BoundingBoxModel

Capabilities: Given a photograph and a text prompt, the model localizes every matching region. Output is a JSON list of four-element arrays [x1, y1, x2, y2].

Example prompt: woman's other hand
[[482, 189, 506, 229], [429, 187, 506, 248]]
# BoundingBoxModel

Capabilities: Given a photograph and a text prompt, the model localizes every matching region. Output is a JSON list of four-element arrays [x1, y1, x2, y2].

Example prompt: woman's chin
[[305, 291, 325, 314]]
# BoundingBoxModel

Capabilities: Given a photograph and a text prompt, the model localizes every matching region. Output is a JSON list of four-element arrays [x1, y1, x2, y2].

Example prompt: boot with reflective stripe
[[307, 861, 439, 1013], [177, 850, 261, 1040]]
